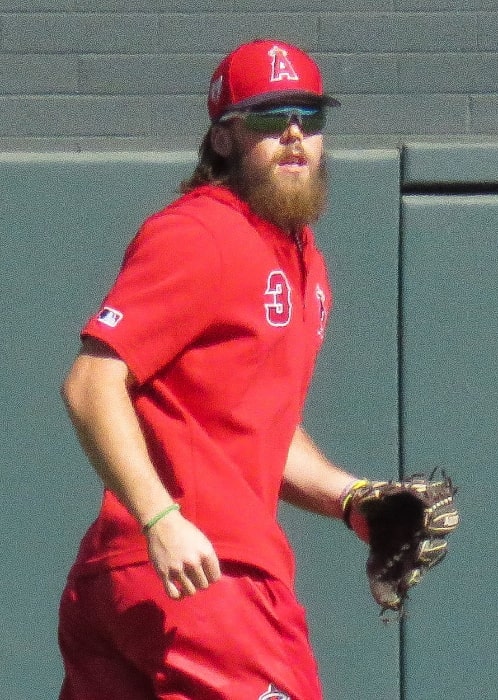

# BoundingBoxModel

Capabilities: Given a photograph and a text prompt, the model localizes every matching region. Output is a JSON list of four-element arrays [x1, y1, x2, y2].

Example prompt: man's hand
[[145, 510, 221, 599]]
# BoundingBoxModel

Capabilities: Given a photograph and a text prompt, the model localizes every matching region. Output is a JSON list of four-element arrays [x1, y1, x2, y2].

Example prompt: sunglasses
[[219, 105, 327, 135]]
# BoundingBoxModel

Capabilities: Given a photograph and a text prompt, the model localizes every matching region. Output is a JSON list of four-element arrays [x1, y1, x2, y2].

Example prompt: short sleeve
[[82, 211, 222, 383]]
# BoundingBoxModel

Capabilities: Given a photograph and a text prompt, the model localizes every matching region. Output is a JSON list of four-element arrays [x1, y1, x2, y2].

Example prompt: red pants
[[58, 562, 323, 700]]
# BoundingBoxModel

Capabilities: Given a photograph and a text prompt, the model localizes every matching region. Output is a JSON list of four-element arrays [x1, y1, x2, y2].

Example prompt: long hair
[[180, 127, 232, 194]]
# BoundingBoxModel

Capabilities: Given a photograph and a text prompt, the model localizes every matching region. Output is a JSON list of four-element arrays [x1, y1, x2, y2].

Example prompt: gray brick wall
[[0, 2, 497, 150]]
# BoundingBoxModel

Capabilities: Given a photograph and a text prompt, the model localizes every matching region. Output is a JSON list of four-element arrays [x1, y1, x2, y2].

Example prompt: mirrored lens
[[244, 108, 326, 134]]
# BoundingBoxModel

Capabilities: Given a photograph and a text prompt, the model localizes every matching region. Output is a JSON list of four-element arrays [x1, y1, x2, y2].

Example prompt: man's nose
[[280, 119, 304, 143]]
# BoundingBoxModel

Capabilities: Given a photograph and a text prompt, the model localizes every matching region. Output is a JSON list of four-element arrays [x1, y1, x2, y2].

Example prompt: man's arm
[[280, 425, 360, 520], [61, 338, 221, 598]]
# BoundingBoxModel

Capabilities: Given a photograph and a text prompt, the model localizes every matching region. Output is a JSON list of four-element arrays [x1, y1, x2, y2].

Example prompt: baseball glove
[[342, 472, 459, 614]]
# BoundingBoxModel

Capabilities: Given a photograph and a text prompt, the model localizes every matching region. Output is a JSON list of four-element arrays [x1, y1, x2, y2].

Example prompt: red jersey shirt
[[73, 185, 332, 588]]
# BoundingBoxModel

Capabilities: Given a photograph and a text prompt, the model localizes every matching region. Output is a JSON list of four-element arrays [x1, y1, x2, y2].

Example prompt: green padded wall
[[281, 148, 402, 699], [4, 147, 496, 700], [401, 193, 498, 700], [1, 150, 402, 700], [0, 153, 196, 699]]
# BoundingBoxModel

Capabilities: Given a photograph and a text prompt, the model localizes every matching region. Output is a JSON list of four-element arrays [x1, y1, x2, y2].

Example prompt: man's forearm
[[62, 340, 222, 598], [280, 425, 359, 519], [61, 343, 174, 527]]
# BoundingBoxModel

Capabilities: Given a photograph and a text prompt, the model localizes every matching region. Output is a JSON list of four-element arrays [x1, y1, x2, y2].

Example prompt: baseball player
[[58, 39, 367, 700]]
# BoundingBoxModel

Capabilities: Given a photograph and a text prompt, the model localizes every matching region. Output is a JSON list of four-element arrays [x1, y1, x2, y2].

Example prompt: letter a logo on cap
[[268, 45, 299, 83]]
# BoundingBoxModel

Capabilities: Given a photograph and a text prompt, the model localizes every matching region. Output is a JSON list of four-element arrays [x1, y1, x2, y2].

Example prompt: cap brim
[[217, 90, 340, 118]]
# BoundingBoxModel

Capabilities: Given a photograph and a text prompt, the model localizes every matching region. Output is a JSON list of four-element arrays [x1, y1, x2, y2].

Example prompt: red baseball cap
[[208, 39, 340, 122]]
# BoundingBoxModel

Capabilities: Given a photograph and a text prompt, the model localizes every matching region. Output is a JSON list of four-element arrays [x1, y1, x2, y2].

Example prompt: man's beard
[[227, 147, 328, 233]]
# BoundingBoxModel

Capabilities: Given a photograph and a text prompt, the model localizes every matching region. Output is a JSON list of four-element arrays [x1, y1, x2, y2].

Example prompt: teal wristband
[[142, 503, 180, 533]]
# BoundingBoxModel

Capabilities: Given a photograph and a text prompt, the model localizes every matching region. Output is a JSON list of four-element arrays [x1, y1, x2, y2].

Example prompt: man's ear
[[210, 125, 233, 158]]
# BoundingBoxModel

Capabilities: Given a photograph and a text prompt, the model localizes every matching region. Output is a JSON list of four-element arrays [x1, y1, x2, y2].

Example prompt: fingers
[[164, 572, 197, 600], [202, 552, 222, 583], [146, 514, 222, 600], [163, 553, 221, 600], [164, 579, 182, 600]]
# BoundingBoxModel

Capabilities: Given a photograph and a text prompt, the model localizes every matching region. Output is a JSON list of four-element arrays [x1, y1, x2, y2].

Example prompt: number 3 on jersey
[[264, 270, 292, 327]]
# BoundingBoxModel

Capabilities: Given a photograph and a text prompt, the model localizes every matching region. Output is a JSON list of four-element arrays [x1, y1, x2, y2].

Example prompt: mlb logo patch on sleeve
[[97, 306, 123, 328]]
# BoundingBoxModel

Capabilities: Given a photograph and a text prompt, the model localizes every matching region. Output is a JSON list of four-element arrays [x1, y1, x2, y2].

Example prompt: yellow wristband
[[341, 479, 369, 527], [142, 503, 180, 533]]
